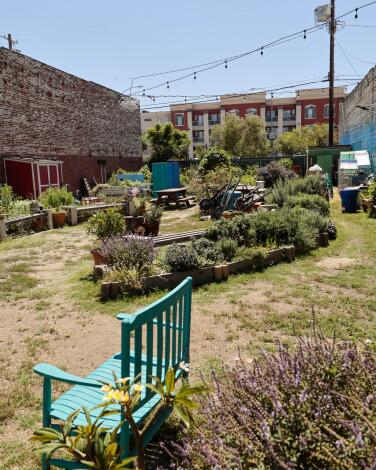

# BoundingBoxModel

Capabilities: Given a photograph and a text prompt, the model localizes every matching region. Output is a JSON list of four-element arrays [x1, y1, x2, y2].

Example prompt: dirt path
[[1, 200, 375, 469]]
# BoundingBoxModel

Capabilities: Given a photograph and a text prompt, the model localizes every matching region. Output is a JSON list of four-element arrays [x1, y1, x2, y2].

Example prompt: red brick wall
[[0, 47, 142, 191]]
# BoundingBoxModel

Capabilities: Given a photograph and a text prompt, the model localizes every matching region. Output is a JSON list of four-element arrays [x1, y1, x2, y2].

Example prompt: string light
[[125, 0, 376, 97], [167, 81, 170, 89], [194, 72, 197, 80]]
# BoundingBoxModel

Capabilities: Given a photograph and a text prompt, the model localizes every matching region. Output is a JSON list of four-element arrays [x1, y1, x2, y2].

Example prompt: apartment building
[[141, 87, 346, 159]]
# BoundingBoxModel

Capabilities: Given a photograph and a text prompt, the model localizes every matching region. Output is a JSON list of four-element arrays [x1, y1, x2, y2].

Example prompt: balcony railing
[[209, 119, 220, 125], [192, 121, 204, 127], [193, 137, 205, 143]]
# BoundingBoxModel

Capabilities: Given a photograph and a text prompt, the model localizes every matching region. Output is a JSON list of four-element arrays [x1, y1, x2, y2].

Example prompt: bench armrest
[[34, 363, 102, 388]]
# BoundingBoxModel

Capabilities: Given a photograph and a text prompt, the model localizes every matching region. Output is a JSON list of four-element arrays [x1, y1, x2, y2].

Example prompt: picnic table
[[153, 187, 192, 209]]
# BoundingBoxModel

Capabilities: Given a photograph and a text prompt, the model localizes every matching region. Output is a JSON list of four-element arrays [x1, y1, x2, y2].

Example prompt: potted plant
[[38, 187, 75, 228], [134, 196, 147, 215], [143, 205, 163, 236]]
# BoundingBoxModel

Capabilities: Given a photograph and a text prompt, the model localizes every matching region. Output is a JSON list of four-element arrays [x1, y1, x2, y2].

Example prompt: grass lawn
[[0, 198, 375, 469]]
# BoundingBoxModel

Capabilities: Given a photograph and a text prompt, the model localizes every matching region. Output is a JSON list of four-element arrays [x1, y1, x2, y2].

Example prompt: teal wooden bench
[[34, 277, 192, 470]]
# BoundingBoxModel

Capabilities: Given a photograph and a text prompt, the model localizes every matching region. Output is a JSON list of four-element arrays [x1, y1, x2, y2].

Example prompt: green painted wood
[[134, 327, 142, 379], [156, 313, 163, 379], [34, 277, 193, 470], [171, 303, 177, 366], [146, 320, 153, 399], [164, 306, 171, 371], [177, 297, 183, 361]]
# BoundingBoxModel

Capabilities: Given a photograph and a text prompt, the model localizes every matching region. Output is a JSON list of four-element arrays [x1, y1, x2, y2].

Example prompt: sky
[[2, 0, 376, 110]]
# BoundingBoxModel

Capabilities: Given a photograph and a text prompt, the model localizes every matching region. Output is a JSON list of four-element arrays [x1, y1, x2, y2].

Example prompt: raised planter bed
[[99, 245, 296, 300]]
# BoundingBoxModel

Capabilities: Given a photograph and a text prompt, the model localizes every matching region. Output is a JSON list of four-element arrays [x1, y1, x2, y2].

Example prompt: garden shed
[[4, 157, 63, 199]]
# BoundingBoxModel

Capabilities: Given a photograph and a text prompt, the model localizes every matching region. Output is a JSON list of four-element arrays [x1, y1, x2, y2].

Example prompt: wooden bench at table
[[34, 277, 193, 470]]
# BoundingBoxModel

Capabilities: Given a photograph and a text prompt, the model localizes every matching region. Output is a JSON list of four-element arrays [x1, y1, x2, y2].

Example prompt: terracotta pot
[[52, 211, 67, 228], [32, 216, 46, 232], [143, 221, 160, 236], [90, 248, 106, 265]]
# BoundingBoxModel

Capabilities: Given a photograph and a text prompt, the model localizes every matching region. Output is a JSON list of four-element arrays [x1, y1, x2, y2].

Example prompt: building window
[[283, 109, 296, 120], [246, 108, 257, 116], [266, 109, 278, 122], [323, 104, 335, 118], [175, 113, 185, 126], [266, 127, 278, 140], [192, 114, 204, 126], [304, 105, 316, 119], [227, 109, 239, 116], [209, 113, 220, 125], [193, 130, 205, 143]]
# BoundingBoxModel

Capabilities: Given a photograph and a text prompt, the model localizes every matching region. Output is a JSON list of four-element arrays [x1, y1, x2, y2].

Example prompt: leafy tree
[[276, 124, 332, 156], [193, 144, 206, 159], [210, 114, 270, 157], [199, 147, 232, 173], [144, 123, 190, 162]]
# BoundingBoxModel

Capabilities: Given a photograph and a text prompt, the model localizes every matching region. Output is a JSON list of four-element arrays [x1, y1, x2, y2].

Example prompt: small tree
[[144, 123, 190, 162], [199, 147, 232, 173], [210, 114, 270, 157], [277, 124, 331, 156]]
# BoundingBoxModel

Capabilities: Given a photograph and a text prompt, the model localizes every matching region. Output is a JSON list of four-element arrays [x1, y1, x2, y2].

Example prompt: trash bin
[[339, 187, 359, 213]]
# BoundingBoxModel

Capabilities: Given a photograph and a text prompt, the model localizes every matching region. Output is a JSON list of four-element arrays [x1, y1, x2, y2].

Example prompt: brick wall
[[0, 47, 143, 191]]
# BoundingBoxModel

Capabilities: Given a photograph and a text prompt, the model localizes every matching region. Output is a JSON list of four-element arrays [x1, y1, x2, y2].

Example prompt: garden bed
[[99, 245, 296, 300]]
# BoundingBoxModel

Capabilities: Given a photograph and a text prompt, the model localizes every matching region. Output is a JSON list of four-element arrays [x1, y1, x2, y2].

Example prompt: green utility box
[[307, 145, 352, 186], [152, 162, 180, 196]]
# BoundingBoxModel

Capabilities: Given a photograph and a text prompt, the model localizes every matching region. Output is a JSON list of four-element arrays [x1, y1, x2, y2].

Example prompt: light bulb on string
[[355, 7, 358, 19], [142, 90, 145, 96], [225, 60, 228, 69], [260, 47, 264, 56], [304, 30, 307, 39], [194, 72, 197, 80], [166, 82, 170, 89]]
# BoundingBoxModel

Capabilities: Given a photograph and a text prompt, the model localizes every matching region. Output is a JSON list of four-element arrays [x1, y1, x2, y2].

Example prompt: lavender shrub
[[164, 334, 376, 469], [100, 234, 156, 273]]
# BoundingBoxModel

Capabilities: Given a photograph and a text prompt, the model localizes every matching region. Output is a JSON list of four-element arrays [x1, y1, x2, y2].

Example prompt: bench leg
[[42, 378, 52, 470]]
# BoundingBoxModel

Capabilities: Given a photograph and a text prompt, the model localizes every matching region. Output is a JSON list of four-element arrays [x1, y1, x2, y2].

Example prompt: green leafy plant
[[285, 193, 330, 217], [365, 181, 376, 205], [32, 365, 207, 470], [199, 147, 232, 173], [191, 238, 222, 266], [143, 205, 163, 224], [165, 244, 200, 272], [143, 122, 190, 162], [0, 184, 14, 214], [87, 209, 125, 240], [217, 238, 238, 261], [38, 187, 74, 211]]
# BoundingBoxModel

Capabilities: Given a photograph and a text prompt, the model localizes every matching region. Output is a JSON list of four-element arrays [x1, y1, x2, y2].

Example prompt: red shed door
[[38, 164, 60, 194]]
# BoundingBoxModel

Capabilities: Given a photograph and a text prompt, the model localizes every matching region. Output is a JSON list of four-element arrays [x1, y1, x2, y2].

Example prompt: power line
[[122, 0, 376, 97], [336, 40, 361, 77], [140, 78, 358, 110]]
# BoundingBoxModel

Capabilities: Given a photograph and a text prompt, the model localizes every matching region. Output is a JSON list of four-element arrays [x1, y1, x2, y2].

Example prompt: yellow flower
[[112, 389, 122, 401], [134, 384, 143, 393], [120, 391, 131, 405], [101, 384, 113, 393], [103, 389, 115, 401]]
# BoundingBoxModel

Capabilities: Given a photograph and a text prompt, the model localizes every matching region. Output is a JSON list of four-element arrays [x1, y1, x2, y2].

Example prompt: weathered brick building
[[0, 47, 142, 194]]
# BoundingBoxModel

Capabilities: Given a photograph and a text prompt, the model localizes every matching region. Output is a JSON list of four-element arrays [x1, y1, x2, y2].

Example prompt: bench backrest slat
[[120, 277, 192, 388]]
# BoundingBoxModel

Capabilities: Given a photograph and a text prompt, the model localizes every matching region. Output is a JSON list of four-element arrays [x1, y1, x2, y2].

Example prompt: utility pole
[[328, 0, 335, 146], [0, 33, 18, 50]]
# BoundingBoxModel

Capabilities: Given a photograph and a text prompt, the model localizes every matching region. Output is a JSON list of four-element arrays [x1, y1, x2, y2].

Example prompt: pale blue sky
[[2, 0, 376, 109]]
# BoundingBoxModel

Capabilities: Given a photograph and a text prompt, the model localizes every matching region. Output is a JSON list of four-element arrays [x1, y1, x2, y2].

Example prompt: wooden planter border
[[99, 245, 297, 300]]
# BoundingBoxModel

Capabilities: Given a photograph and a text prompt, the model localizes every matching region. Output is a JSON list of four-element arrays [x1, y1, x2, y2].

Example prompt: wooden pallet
[[127, 229, 205, 247]]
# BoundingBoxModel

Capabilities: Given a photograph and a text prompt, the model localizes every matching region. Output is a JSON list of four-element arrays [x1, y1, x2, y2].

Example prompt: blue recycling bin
[[339, 187, 359, 213]]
